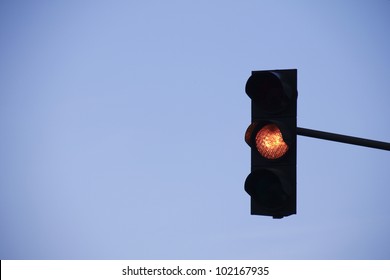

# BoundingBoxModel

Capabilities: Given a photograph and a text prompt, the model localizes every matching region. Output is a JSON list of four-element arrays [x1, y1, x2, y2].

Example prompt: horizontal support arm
[[297, 127, 390, 151]]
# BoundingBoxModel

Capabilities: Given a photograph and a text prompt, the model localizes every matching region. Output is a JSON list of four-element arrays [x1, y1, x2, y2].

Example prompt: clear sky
[[1, 0, 390, 259]]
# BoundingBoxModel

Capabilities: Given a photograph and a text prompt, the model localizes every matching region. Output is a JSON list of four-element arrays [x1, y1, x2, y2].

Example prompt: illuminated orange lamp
[[256, 124, 289, 159]]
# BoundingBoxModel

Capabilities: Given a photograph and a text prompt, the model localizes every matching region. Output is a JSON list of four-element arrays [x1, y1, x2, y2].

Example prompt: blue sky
[[1, 0, 390, 259]]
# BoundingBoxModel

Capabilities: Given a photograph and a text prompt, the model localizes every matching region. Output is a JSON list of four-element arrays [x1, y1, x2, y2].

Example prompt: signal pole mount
[[297, 127, 390, 151]]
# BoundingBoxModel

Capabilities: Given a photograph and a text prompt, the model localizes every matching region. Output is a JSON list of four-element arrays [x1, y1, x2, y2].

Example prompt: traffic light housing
[[244, 69, 297, 218]]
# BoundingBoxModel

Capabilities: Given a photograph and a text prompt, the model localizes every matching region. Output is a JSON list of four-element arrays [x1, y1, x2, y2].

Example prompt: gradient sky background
[[1, 0, 390, 259]]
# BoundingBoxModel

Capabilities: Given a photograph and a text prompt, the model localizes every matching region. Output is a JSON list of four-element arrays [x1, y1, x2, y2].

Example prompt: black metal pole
[[297, 127, 390, 151]]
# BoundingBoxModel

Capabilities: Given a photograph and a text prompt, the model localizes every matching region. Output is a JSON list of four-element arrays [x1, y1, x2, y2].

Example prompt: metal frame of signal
[[297, 127, 390, 151]]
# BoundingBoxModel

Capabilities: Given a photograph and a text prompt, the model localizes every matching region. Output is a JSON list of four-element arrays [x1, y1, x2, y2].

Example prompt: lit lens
[[256, 124, 289, 159]]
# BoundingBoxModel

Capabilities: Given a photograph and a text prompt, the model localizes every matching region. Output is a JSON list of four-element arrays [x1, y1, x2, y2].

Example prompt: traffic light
[[244, 69, 297, 218]]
